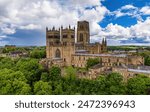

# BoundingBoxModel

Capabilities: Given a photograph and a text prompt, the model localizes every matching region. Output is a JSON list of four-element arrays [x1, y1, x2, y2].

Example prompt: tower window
[[80, 25, 84, 30], [71, 35, 74, 38], [63, 35, 68, 38], [79, 33, 83, 41], [54, 35, 60, 38], [48, 36, 53, 38], [55, 49, 61, 58], [63, 42, 67, 46]]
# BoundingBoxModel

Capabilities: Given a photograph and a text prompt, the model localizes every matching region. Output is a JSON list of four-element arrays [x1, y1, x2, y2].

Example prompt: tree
[[145, 56, 150, 66], [127, 74, 150, 95], [40, 72, 49, 82], [105, 73, 126, 95], [16, 58, 43, 85], [53, 82, 63, 95], [86, 58, 100, 69], [0, 69, 31, 95], [34, 81, 52, 95], [30, 49, 46, 59], [0, 57, 15, 70], [49, 66, 61, 81], [64, 66, 77, 81]]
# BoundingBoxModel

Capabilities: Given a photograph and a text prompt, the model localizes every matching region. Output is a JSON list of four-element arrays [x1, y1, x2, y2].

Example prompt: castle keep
[[43, 21, 149, 80]]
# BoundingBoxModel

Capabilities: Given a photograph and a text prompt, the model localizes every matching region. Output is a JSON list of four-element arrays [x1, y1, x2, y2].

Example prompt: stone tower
[[60, 26, 75, 66], [77, 21, 90, 46], [46, 27, 61, 58], [61, 25, 75, 46], [46, 25, 75, 66]]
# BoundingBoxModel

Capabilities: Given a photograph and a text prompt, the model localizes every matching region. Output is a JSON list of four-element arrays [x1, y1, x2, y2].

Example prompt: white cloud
[[121, 5, 137, 10], [95, 17, 150, 44], [19, 24, 42, 30], [130, 17, 150, 37], [140, 6, 150, 15], [0, 0, 150, 46], [0, 0, 108, 45]]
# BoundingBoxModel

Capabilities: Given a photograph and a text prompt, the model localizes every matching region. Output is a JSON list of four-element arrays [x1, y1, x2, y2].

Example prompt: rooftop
[[74, 53, 128, 57], [128, 69, 150, 74]]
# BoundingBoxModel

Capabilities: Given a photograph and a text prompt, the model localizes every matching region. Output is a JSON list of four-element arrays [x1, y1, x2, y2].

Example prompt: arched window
[[55, 49, 61, 58], [80, 33, 83, 41]]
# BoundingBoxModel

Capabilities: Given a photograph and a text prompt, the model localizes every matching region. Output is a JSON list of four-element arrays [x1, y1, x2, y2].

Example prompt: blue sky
[[0, 0, 150, 46]]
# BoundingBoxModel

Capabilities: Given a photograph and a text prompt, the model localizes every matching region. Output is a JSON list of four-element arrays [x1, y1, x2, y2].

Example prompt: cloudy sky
[[0, 0, 150, 46]]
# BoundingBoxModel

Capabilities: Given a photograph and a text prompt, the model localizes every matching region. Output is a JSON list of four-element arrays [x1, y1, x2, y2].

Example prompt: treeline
[[0, 57, 150, 95], [1, 46, 46, 59]]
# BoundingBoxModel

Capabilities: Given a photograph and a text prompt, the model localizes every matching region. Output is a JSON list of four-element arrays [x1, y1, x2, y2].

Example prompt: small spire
[[105, 37, 107, 45], [52, 26, 55, 30], [46, 27, 48, 31], [102, 38, 105, 44], [69, 25, 71, 29], [61, 25, 63, 29]]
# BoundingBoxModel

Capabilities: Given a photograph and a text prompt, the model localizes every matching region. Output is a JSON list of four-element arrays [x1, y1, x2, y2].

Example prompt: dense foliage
[[86, 58, 100, 69], [0, 57, 150, 95], [137, 51, 150, 66], [0, 46, 150, 95], [30, 49, 46, 59]]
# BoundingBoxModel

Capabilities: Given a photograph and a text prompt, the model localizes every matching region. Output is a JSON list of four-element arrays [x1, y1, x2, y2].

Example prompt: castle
[[43, 20, 150, 80]]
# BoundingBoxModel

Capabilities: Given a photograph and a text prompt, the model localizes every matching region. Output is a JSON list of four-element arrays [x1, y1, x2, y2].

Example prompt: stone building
[[42, 20, 147, 80], [46, 21, 107, 67]]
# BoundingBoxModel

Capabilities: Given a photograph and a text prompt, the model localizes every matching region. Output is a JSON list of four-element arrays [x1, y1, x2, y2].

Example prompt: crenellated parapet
[[61, 25, 75, 46]]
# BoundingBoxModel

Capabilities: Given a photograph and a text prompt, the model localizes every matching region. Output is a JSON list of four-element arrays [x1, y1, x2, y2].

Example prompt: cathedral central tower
[[77, 21, 90, 46]]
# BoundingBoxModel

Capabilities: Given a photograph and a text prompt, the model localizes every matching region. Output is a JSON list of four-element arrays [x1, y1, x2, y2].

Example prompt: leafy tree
[[34, 81, 52, 95], [2, 47, 15, 53], [16, 58, 43, 85], [53, 82, 63, 95], [86, 58, 100, 69], [105, 73, 126, 95], [0, 69, 31, 95], [145, 56, 150, 66], [127, 74, 150, 95], [0, 57, 15, 70], [40, 72, 49, 82], [30, 49, 46, 59], [64, 66, 77, 81], [49, 66, 61, 81]]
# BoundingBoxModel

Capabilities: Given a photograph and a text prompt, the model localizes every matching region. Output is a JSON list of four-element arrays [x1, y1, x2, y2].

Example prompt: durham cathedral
[[41, 20, 150, 80]]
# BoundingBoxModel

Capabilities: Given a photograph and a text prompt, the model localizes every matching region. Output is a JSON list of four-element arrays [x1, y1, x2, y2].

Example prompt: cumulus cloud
[[96, 17, 150, 45], [111, 4, 141, 20], [0, 0, 108, 45], [0, 0, 150, 46], [140, 6, 150, 15]]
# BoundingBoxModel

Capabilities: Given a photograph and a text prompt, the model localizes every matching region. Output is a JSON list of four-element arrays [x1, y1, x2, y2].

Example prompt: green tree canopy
[[34, 81, 52, 95], [30, 49, 46, 59], [127, 74, 150, 95], [0, 69, 31, 95], [86, 58, 100, 69], [49, 66, 61, 81], [16, 58, 43, 85], [64, 66, 77, 81]]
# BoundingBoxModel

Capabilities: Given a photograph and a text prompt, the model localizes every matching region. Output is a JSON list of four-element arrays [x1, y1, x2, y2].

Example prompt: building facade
[[42, 20, 148, 80], [46, 21, 107, 67]]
